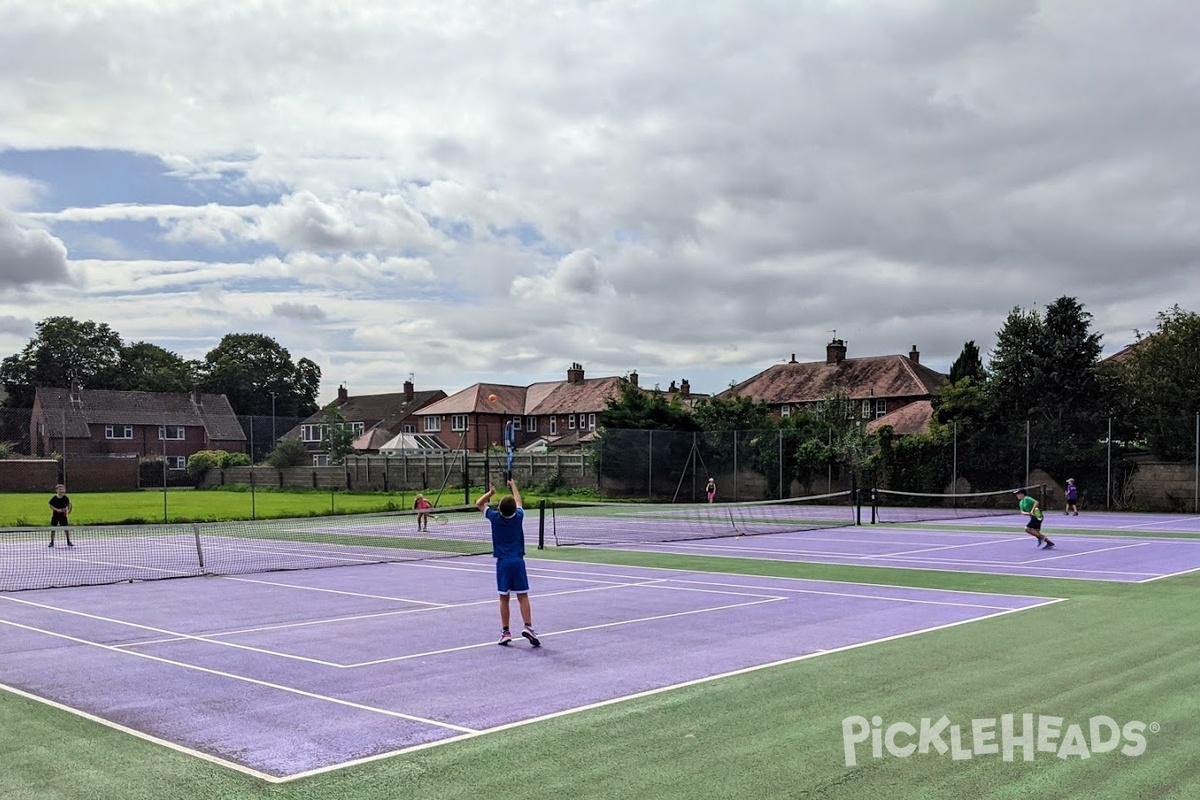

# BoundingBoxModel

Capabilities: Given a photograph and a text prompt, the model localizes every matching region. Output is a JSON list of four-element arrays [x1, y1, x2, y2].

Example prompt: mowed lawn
[[0, 488, 481, 527]]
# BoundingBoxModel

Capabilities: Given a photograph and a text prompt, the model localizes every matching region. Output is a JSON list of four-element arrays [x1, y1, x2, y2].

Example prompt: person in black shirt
[[48, 483, 74, 548]]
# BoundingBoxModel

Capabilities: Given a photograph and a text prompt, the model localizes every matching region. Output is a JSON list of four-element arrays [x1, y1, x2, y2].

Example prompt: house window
[[550, 417, 558, 435], [403, 423, 415, 433], [451, 415, 468, 431], [301, 424, 322, 442], [105, 425, 133, 440], [167, 456, 187, 470], [862, 400, 872, 419], [588, 413, 596, 430], [875, 399, 887, 418], [526, 416, 537, 432], [313, 453, 329, 467], [780, 404, 791, 418], [424, 416, 441, 432], [158, 425, 186, 440], [351, 421, 364, 436], [512, 417, 522, 431], [568, 414, 576, 430]]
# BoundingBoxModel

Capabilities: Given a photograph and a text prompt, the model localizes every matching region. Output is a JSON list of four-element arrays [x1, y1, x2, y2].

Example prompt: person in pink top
[[413, 493, 433, 532]]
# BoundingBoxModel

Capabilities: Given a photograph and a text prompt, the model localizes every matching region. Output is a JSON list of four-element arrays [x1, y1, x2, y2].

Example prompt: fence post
[[1106, 416, 1113, 511], [1194, 412, 1198, 514], [648, 430, 653, 500], [778, 428, 783, 500], [1025, 419, 1030, 488]]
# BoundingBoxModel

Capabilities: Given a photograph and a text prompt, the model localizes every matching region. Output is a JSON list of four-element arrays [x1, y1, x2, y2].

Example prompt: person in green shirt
[[1015, 488, 1053, 549]]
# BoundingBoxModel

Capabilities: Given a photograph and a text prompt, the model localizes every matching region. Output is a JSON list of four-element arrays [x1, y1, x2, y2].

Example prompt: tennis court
[[0, 555, 1056, 781], [541, 494, 1200, 583]]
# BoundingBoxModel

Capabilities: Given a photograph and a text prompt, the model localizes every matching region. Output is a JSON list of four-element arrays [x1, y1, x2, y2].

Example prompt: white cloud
[[1, 1, 1198, 399]]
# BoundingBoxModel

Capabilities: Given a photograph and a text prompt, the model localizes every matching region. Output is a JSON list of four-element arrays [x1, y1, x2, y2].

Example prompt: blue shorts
[[496, 557, 530, 594]]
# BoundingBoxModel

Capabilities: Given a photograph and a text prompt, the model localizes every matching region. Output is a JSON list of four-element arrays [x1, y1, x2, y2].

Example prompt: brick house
[[724, 339, 948, 433], [285, 380, 447, 465], [415, 363, 651, 452], [30, 384, 246, 470]]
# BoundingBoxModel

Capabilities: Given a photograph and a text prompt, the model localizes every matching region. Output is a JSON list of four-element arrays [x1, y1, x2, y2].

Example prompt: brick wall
[[0, 459, 59, 492]]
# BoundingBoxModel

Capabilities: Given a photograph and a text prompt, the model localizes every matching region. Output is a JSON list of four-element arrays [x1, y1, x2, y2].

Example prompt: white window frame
[[780, 404, 791, 418], [862, 400, 872, 419], [424, 416, 441, 432], [526, 416, 537, 432], [451, 414, 469, 431], [350, 421, 364, 436], [875, 399, 887, 418], [301, 424, 322, 442], [403, 423, 415, 433], [512, 417, 523, 431], [313, 453, 329, 467], [167, 456, 187, 470], [550, 417, 558, 435], [588, 413, 596, 430], [568, 414, 576, 430], [158, 425, 186, 441], [105, 424, 133, 440]]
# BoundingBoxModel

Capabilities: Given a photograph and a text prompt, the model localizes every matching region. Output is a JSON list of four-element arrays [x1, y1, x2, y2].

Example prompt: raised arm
[[475, 484, 496, 513], [508, 478, 523, 509]]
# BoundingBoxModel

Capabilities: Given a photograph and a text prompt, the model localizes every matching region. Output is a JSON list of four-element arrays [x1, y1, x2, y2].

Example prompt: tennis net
[[870, 485, 1044, 524], [540, 491, 860, 547], [0, 505, 491, 592]]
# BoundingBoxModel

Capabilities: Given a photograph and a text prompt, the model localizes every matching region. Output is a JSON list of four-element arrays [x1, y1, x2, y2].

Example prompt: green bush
[[266, 438, 311, 468], [223, 452, 251, 468], [186, 450, 225, 479]]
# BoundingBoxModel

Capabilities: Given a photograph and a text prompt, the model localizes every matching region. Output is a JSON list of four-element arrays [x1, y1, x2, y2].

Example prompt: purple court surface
[[597, 511, 1200, 582], [0, 557, 1056, 782]]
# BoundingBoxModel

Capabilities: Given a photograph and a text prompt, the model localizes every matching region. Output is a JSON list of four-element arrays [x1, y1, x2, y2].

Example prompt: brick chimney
[[403, 379, 414, 401], [566, 362, 585, 384], [826, 338, 847, 365], [789, 353, 797, 364], [908, 345, 920, 364], [338, 384, 349, 403], [680, 379, 690, 397], [190, 386, 202, 406], [628, 370, 638, 387], [69, 381, 83, 404]]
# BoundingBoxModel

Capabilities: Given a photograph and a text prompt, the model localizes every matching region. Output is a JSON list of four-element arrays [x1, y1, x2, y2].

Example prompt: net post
[[851, 473, 859, 525], [537, 499, 547, 549], [192, 523, 205, 570], [870, 488, 879, 524]]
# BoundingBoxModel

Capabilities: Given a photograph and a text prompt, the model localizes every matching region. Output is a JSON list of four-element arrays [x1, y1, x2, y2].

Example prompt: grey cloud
[[272, 301, 327, 322], [0, 211, 71, 287]]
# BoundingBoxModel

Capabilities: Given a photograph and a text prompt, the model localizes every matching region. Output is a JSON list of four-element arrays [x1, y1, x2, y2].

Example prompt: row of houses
[[26, 339, 946, 469]]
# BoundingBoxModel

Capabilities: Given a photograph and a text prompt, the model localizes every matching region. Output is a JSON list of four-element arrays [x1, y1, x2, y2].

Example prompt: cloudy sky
[[1, 1, 1198, 402]]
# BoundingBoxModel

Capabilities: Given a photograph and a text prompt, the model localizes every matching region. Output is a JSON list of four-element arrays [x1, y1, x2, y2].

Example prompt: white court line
[[1138, 564, 1200, 583], [864, 537, 1020, 558], [113, 579, 674, 650], [345, 596, 786, 667], [282, 597, 1067, 784], [0, 681, 281, 784], [0, 595, 347, 668], [550, 549, 1157, 582], [1117, 517, 1200, 530], [0, 617, 476, 736], [220, 575, 451, 606], [1020, 542, 1150, 564]]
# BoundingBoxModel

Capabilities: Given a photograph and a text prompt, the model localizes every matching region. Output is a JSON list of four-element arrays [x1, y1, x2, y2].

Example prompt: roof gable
[[725, 354, 947, 404], [34, 388, 246, 441]]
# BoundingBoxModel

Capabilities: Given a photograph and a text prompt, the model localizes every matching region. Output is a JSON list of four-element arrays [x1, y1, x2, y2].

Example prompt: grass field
[[4, 524, 1199, 798], [0, 487, 539, 527]]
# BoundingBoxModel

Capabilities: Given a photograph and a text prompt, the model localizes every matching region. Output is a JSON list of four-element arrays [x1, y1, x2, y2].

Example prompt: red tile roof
[[866, 400, 935, 436], [726, 353, 947, 404]]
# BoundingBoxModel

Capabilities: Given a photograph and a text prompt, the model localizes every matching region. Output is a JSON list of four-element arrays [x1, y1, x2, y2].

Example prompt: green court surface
[[4, 541, 1199, 799]]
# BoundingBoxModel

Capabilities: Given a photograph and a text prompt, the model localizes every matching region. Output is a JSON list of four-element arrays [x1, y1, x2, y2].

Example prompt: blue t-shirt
[[485, 506, 525, 559]]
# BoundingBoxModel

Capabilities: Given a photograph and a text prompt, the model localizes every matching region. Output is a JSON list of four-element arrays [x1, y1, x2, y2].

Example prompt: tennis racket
[[430, 514, 447, 526], [503, 419, 515, 483]]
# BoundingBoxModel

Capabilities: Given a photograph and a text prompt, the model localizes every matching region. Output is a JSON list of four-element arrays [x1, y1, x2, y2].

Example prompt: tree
[[948, 341, 986, 384], [196, 334, 321, 416], [320, 409, 357, 466], [594, 382, 699, 496], [0, 317, 124, 407], [1119, 305, 1200, 460], [112, 342, 197, 394], [266, 438, 311, 468]]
